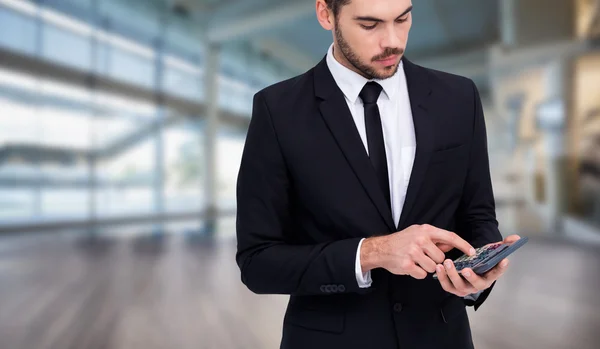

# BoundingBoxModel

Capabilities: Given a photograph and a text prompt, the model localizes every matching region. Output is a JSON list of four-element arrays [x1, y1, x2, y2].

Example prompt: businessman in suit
[[236, 0, 520, 348]]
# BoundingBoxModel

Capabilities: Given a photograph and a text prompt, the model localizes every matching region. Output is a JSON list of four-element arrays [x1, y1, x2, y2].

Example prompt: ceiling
[[265, 0, 499, 61], [134, 0, 500, 92], [171, 0, 500, 64]]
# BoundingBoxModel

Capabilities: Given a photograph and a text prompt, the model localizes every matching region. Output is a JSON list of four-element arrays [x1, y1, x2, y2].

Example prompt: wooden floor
[[0, 222, 599, 349]]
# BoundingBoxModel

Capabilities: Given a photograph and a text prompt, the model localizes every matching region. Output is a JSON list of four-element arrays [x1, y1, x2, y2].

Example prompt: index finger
[[428, 228, 475, 257]]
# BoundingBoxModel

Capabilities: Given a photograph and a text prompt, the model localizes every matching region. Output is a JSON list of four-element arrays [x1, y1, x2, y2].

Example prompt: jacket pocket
[[431, 144, 467, 163], [284, 307, 345, 334], [430, 144, 467, 165]]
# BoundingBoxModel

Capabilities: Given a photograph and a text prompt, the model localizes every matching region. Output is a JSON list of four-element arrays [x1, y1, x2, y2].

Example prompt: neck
[[332, 43, 370, 79]]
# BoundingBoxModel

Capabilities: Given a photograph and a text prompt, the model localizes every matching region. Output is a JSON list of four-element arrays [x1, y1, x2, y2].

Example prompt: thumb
[[504, 235, 521, 243]]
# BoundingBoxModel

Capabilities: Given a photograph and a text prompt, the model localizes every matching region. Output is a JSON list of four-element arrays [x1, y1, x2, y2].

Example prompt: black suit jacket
[[235, 55, 503, 349]]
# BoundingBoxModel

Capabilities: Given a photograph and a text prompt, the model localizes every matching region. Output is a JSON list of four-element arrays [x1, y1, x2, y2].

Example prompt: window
[[108, 47, 155, 88], [164, 122, 204, 213], [163, 55, 203, 101], [96, 137, 156, 217], [0, 6, 37, 55], [217, 131, 245, 210], [0, 189, 35, 223], [42, 23, 92, 71]]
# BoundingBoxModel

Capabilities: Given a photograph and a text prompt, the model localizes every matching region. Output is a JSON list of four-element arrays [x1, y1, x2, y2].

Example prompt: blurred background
[[0, 0, 598, 348]]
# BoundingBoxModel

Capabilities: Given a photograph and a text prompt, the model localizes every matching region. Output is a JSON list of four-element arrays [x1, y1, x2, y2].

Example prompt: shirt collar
[[326, 43, 402, 104]]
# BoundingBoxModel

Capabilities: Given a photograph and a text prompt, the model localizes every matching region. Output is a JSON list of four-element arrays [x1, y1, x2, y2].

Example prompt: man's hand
[[435, 235, 521, 297], [360, 224, 476, 280]]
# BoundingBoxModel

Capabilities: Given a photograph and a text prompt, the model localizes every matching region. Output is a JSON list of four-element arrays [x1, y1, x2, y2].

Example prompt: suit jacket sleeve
[[456, 80, 504, 310], [235, 92, 369, 296]]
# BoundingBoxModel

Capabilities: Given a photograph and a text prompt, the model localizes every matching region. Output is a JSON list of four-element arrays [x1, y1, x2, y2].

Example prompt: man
[[236, 0, 520, 348]]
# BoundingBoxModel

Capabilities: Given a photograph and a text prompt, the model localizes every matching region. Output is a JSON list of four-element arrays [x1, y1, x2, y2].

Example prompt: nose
[[381, 23, 401, 49]]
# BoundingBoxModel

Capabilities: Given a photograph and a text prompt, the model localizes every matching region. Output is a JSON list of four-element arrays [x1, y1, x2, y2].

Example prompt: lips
[[375, 55, 398, 65]]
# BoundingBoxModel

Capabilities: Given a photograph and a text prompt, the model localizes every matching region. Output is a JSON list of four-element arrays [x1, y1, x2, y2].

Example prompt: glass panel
[[219, 76, 253, 115], [38, 106, 92, 149], [164, 22, 203, 59], [163, 57, 202, 101], [217, 132, 245, 210], [95, 188, 154, 217], [42, 23, 92, 71], [99, 0, 160, 39], [0, 6, 37, 55], [96, 137, 156, 217], [41, 188, 89, 219], [108, 46, 155, 88], [0, 96, 38, 146], [0, 189, 35, 223], [47, 0, 93, 10], [95, 91, 157, 118], [164, 121, 204, 213], [92, 114, 140, 150]]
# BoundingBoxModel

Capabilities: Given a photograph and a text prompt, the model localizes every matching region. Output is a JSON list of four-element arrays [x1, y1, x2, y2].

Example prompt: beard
[[334, 25, 403, 80]]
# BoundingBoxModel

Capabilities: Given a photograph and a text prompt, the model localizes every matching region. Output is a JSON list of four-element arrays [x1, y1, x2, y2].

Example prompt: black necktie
[[359, 82, 391, 209]]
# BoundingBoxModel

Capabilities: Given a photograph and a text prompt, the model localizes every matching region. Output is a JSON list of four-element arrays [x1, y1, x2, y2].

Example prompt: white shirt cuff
[[355, 238, 372, 288]]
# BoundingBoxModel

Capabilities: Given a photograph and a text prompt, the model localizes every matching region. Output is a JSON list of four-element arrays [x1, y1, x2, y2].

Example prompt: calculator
[[433, 237, 529, 278]]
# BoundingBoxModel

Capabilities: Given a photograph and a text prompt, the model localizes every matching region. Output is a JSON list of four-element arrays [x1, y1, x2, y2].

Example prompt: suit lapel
[[314, 57, 396, 232], [396, 57, 435, 230]]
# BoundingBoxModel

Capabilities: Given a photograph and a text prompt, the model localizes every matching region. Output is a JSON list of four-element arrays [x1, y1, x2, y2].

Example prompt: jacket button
[[393, 303, 403, 312]]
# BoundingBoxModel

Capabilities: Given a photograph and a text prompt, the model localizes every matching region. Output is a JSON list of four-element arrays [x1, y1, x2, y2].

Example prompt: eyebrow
[[354, 5, 413, 22]]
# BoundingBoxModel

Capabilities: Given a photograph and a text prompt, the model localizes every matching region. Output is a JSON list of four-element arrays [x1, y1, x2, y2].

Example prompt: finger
[[482, 258, 510, 282], [408, 264, 428, 280], [460, 268, 488, 290], [435, 264, 457, 294], [422, 242, 445, 264], [504, 235, 521, 243], [414, 252, 437, 273], [435, 243, 454, 253], [444, 259, 477, 295], [428, 228, 475, 257]]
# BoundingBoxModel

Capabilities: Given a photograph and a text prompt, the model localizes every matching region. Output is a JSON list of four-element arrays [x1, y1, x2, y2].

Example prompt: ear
[[316, 0, 334, 31]]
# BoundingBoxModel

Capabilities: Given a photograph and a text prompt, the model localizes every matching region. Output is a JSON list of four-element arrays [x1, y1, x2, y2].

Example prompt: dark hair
[[325, 0, 351, 17]]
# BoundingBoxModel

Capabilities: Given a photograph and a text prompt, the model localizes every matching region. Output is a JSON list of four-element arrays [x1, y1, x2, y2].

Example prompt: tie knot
[[359, 82, 383, 105]]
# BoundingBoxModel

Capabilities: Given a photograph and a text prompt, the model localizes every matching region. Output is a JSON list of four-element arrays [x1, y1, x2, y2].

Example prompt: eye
[[396, 16, 409, 23], [360, 23, 378, 30]]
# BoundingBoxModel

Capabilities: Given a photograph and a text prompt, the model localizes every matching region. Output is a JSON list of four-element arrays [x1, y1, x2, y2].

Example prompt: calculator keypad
[[453, 243, 508, 271]]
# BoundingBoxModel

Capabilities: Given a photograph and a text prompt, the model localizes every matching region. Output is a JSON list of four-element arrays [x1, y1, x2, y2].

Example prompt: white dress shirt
[[326, 45, 483, 302], [325, 44, 416, 288]]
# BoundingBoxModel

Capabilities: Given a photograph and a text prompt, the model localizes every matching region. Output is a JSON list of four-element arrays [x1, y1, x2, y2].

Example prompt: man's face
[[332, 0, 412, 80]]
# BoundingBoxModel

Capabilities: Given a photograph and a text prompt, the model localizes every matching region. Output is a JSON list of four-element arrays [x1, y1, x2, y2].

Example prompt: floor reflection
[[0, 214, 598, 349]]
